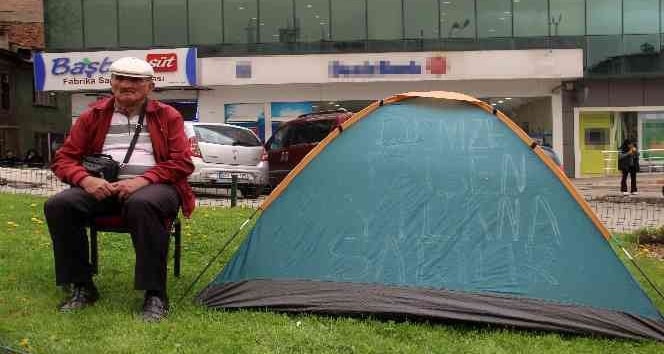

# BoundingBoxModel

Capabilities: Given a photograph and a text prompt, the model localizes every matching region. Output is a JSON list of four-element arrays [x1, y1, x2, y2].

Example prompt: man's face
[[110, 74, 154, 106]]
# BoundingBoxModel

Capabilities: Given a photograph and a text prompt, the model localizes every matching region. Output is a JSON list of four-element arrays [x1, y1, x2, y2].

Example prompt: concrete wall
[[572, 79, 664, 108], [0, 0, 44, 49], [512, 97, 553, 140], [0, 0, 43, 23]]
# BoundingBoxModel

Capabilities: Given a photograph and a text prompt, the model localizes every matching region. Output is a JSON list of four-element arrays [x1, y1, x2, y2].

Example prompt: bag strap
[[121, 99, 148, 166]]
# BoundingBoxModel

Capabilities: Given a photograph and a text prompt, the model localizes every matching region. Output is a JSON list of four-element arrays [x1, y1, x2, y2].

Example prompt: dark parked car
[[265, 110, 353, 187]]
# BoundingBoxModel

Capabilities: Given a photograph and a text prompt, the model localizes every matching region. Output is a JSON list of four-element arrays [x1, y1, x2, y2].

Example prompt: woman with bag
[[618, 139, 639, 196]]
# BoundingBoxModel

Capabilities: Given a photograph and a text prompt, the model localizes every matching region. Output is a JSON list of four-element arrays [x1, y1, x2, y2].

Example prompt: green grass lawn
[[1, 193, 663, 353]]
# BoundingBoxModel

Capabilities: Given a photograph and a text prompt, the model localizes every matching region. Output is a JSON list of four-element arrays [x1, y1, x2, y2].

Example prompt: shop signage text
[[51, 57, 113, 78], [147, 53, 178, 72], [199, 49, 583, 86], [34, 48, 197, 91], [329, 57, 446, 78], [329, 60, 421, 77]]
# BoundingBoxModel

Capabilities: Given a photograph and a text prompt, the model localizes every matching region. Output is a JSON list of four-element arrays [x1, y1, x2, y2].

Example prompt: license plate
[[218, 172, 251, 180]]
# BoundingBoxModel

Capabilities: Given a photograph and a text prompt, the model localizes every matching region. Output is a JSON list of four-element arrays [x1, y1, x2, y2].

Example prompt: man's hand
[[112, 177, 151, 200], [80, 176, 117, 200]]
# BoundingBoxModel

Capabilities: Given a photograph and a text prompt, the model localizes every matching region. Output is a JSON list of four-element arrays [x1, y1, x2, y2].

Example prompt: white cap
[[109, 57, 154, 78]]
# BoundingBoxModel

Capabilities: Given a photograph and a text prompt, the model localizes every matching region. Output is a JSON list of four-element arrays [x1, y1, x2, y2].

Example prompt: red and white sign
[[34, 48, 197, 91], [147, 53, 178, 72]]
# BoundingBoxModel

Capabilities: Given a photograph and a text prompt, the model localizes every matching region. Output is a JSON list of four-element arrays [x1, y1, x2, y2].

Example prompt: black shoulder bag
[[81, 102, 147, 182]]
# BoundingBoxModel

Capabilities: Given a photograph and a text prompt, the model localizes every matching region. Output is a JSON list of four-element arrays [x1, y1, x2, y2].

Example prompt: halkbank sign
[[33, 48, 197, 91]]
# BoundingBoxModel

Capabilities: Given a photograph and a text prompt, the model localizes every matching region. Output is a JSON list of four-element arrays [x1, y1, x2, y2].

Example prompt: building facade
[[42, 0, 664, 177], [1, 0, 69, 163]]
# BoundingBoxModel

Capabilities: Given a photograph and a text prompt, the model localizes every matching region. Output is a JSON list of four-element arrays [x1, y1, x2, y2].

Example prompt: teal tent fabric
[[199, 97, 664, 340]]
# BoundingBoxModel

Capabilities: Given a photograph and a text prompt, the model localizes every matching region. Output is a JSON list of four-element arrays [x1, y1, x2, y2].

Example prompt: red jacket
[[52, 97, 196, 217]]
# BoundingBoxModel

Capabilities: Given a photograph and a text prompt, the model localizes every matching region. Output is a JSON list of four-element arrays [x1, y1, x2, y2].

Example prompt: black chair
[[89, 215, 182, 277]]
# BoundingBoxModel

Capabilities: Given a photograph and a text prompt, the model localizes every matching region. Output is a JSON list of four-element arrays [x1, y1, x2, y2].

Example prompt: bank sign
[[199, 50, 583, 86], [329, 57, 446, 78], [33, 48, 197, 91]]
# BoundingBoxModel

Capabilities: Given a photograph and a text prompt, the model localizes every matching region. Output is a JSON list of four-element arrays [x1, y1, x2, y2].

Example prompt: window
[[367, 0, 402, 40], [514, 0, 548, 37], [584, 128, 609, 147], [290, 121, 335, 144], [154, 0, 188, 45], [269, 125, 291, 149], [586, 36, 623, 71], [45, 0, 83, 49], [0, 74, 9, 111], [295, 0, 330, 41], [404, 0, 438, 39], [624, 0, 659, 34], [624, 34, 659, 56], [260, 0, 295, 43], [642, 118, 664, 153], [189, 0, 223, 44], [477, 0, 512, 38], [587, 0, 621, 35], [224, 0, 259, 43], [441, 0, 475, 38], [118, 0, 153, 47], [164, 100, 198, 121], [194, 125, 261, 146], [34, 91, 57, 108], [83, 0, 118, 47], [549, 0, 585, 36], [331, 0, 366, 41]]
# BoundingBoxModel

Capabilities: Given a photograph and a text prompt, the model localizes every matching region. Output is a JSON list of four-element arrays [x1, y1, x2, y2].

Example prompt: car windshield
[[290, 120, 336, 145], [193, 125, 261, 147]]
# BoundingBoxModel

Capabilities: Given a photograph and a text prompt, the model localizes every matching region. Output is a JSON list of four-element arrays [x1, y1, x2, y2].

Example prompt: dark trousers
[[44, 184, 180, 292], [620, 167, 638, 193]]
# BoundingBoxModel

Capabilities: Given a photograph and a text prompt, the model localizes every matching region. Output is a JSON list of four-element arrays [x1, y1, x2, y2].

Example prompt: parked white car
[[184, 122, 268, 198]]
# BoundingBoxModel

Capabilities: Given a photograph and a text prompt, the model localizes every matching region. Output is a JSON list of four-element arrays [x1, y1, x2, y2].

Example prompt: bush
[[633, 226, 664, 245]]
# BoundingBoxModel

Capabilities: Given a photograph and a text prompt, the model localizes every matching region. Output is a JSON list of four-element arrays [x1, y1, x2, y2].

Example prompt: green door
[[580, 112, 613, 176]]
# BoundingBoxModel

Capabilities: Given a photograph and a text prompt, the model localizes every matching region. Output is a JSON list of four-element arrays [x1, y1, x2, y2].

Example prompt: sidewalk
[[571, 172, 664, 204], [570, 173, 664, 232]]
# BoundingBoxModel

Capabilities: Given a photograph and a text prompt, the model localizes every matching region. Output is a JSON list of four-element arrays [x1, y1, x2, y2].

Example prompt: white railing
[[601, 148, 664, 176]]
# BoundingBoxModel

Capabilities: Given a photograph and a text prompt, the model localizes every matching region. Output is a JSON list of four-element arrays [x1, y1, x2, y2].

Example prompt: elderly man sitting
[[45, 57, 195, 321]]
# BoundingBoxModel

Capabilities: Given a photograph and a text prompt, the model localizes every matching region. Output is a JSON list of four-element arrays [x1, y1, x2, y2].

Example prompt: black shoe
[[142, 295, 168, 322], [58, 283, 99, 312]]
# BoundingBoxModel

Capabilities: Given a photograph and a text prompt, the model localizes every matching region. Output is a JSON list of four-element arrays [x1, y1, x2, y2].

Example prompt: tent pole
[[620, 246, 664, 302], [176, 209, 260, 305]]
